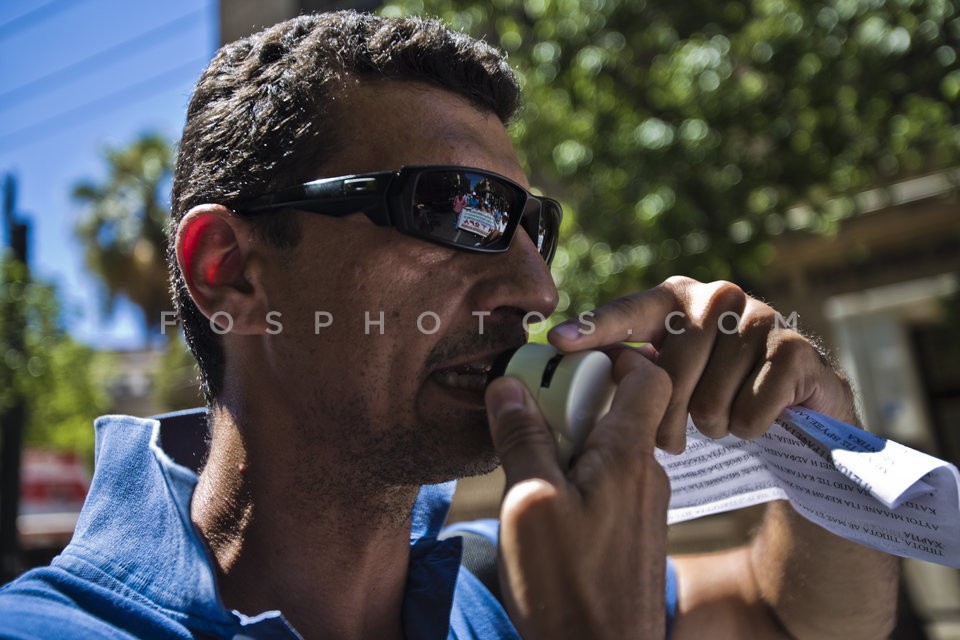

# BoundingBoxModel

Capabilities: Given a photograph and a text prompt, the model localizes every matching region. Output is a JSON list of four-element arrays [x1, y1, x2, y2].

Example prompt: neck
[[191, 404, 420, 640]]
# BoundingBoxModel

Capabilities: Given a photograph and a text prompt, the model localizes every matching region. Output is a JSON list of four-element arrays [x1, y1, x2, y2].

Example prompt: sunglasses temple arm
[[235, 175, 393, 217]]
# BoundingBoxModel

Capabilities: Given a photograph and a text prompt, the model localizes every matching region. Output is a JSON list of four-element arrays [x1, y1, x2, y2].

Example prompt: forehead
[[318, 80, 527, 187]]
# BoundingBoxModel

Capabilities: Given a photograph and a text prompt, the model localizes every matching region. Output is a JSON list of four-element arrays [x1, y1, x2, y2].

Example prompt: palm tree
[[73, 133, 173, 343]]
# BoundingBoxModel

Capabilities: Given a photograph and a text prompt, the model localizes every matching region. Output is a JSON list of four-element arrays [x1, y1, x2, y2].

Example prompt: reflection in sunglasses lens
[[415, 171, 519, 250], [412, 170, 556, 263]]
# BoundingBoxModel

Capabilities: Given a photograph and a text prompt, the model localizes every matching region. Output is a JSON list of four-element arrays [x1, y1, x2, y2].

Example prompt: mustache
[[424, 320, 529, 373]]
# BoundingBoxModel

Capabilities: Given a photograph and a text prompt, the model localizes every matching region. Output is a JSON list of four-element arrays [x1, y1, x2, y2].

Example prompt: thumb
[[486, 376, 565, 489]]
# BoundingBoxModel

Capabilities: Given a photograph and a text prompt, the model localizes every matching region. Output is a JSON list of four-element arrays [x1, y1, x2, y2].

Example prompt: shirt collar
[[66, 409, 463, 639]]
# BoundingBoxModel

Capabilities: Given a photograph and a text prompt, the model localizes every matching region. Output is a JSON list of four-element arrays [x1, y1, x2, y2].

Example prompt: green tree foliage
[[383, 0, 960, 315], [0, 256, 108, 460], [73, 133, 174, 339], [72, 133, 205, 412]]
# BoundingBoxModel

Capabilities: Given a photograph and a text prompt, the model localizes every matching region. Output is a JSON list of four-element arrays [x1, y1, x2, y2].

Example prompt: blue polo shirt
[[0, 409, 677, 639]]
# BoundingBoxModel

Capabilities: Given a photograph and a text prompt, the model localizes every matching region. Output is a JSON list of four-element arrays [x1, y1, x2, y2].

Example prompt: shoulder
[[441, 517, 499, 543], [0, 567, 128, 640], [440, 519, 520, 639], [0, 565, 191, 640]]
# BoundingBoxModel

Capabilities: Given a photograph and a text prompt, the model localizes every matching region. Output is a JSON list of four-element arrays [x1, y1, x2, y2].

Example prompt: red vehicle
[[18, 449, 90, 554]]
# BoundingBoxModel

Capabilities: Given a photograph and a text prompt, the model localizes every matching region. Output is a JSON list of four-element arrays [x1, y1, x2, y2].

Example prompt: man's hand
[[544, 277, 899, 639], [549, 276, 858, 451], [486, 351, 672, 640]]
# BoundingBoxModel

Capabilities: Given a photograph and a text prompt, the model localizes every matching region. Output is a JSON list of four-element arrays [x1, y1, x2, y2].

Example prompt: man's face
[[253, 81, 559, 488]]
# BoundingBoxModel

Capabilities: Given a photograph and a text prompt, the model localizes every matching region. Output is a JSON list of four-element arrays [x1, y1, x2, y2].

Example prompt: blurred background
[[1, 0, 958, 637]]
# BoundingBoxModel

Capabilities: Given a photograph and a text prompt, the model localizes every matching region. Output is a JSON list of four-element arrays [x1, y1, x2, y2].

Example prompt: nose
[[468, 226, 559, 322]]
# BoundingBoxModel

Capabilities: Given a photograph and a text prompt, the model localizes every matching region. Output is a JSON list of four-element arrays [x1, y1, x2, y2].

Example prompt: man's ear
[[176, 204, 269, 335]]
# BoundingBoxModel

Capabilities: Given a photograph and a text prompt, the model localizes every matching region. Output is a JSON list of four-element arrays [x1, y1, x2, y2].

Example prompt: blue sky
[[0, 0, 218, 349]]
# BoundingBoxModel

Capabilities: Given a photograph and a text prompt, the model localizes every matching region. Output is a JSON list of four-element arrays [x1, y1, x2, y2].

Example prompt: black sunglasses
[[232, 165, 563, 264]]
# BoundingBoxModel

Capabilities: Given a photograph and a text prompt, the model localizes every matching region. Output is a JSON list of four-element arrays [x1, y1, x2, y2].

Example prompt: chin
[[453, 453, 501, 480], [437, 437, 500, 479], [363, 403, 499, 486], [415, 439, 499, 485], [411, 418, 500, 484]]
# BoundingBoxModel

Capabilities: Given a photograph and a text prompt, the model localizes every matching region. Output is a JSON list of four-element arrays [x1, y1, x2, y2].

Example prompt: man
[[0, 11, 897, 639]]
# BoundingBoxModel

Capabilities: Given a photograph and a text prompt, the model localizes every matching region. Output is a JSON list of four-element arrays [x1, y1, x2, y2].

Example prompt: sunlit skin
[[179, 81, 556, 640], [177, 79, 898, 640]]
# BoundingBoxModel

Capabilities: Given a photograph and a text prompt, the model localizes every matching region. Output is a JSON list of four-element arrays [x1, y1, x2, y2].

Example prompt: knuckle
[[765, 332, 815, 368], [646, 364, 673, 398], [492, 412, 552, 454], [728, 418, 769, 440], [663, 275, 698, 291], [502, 479, 562, 528], [625, 454, 671, 506], [835, 375, 856, 405], [704, 280, 746, 314], [581, 445, 624, 477], [648, 461, 671, 498], [689, 403, 729, 438], [621, 362, 672, 405], [656, 424, 686, 454], [710, 279, 743, 297], [610, 347, 647, 381], [657, 435, 685, 455], [679, 281, 748, 333], [738, 305, 775, 339]]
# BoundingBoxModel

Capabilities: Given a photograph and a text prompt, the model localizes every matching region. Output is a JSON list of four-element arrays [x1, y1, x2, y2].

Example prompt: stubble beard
[[288, 320, 524, 528], [288, 385, 501, 530]]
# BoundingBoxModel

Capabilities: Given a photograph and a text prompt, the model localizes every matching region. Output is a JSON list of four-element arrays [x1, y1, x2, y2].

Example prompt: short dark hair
[[169, 11, 521, 402]]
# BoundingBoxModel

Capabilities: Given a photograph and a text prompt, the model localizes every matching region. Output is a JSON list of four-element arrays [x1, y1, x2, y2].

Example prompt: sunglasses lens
[[521, 199, 560, 264], [538, 201, 560, 264], [412, 170, 525, 251]]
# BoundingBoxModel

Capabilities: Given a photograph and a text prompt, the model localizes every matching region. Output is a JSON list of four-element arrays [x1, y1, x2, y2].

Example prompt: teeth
[[434, 370, 489, 391], [432, 358, 496, 393], [455, 362, 492, 375]]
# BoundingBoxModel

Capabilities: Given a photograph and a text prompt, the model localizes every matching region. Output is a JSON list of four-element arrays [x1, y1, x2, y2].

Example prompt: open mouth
[[429, 346, 521, 395], [430, 360, 495, 392]]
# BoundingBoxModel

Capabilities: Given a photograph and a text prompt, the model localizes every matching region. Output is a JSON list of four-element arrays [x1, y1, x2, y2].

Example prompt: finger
[[594, 345, 657, 384], [653, 282, 747, 452], [687, 298, 768, 439], [588, 344, 658, 374], [486, 376, 566, 489], [635, 342, 659, 362], [729, 330, 829, 439], [651, 321, 712, 453], [547, 276, 695, 351], [579, 357, 672, 465], [609, 347, 653, 383]]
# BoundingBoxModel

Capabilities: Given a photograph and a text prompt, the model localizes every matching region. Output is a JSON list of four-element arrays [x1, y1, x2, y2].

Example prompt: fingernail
[[551, 321, 581, 342], [487, 378, 527, 419]]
